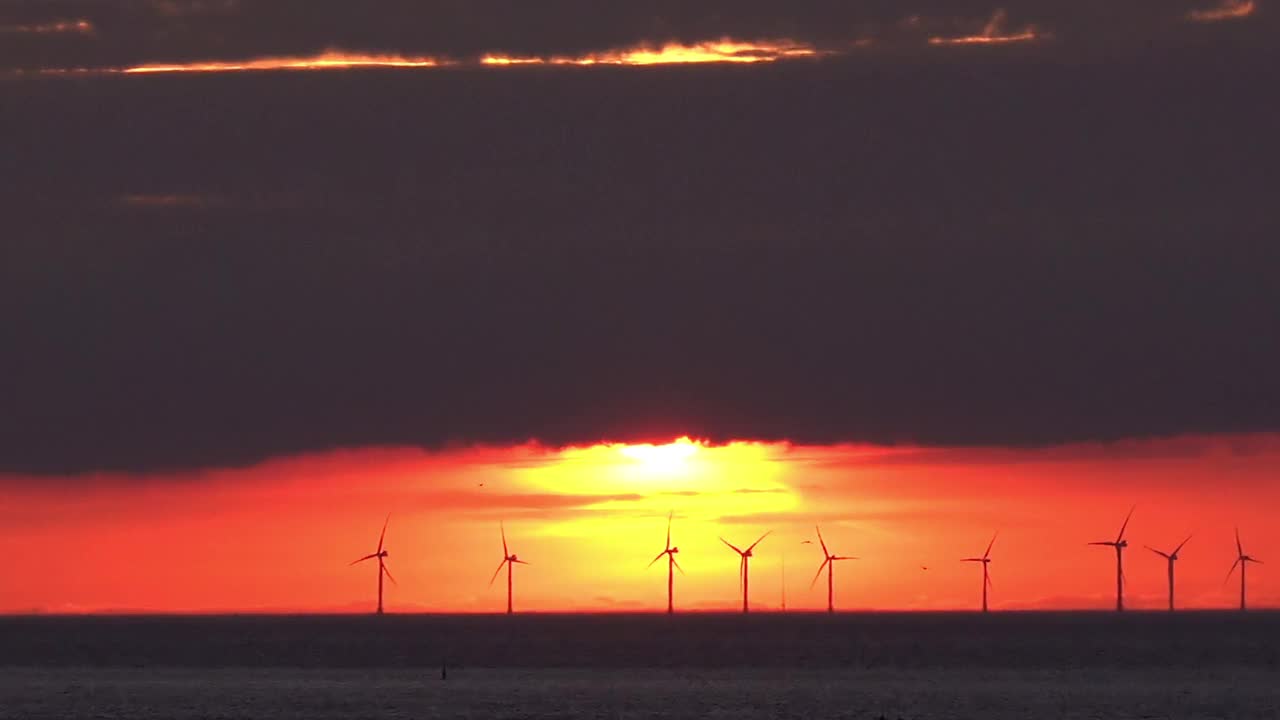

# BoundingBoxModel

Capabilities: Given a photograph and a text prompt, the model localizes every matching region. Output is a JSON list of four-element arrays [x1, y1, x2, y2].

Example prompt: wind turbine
[[961, 532, 998, 613], [720, 531, 771, 613], [349, 514, 396, 615], [1228, 528, 1263, 611], [809, 525, 857, 613], [1144, 534, 1192, 611], [488, 521, 528, 614], [647, 511, 683, 614], [1089, 506, 1134, 612]]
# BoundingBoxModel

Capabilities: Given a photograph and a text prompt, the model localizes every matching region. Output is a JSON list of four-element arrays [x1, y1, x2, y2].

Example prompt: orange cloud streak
[[0, 19, 93, 35], [929, 10, 1045, 46], [482, 40, 821, 67], [1186, 0, 1258, 22], [124, 50, 450, 74]]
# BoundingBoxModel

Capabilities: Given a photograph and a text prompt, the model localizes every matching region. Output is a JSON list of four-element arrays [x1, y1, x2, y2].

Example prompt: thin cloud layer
[[1187, 0, 1258, 22], [0, 0, 1272, 72]]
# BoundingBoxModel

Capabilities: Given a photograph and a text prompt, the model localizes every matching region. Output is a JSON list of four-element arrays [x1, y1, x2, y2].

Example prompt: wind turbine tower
[[1089, 506, 1134, 612], [961, 532, 998, 613], [349, 514, 396, 615], [720, 531, 771, 613]]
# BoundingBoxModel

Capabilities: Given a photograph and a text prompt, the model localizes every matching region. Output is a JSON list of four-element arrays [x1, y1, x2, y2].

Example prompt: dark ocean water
[[2, 613, 1278, 718]]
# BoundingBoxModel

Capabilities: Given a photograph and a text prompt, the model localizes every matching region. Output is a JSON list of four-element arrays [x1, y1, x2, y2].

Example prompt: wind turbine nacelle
[[1117, 541, 1128, 548], [380, 551, 390, 558], [671, 547, 679, 554]]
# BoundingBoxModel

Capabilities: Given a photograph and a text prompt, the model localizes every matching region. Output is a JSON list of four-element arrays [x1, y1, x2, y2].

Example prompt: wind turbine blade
[[1235, 527, 1243, 558], [834, 556, 859, 561], [720, 537, 745, 555], [671, 556, 685, 575], [739, 557, 745, 593], [377, 513, 390, 554], [350, 553, 379, 565], [961, 557, 984, 562], [1250, 558, 1264, 564], [666, 510, 673, 550], [489, 559, 507, 587], [810, 557, 830, 589], [381, 563, 398, 586], [1116, 506, 1135, 543], [746, 530, 773, 553], [501, 521, 508, 558], [648, 551, 667, 568], [984, 532, 998, 560], [985, 567, 993, 587], [513, 559, 530, 565], [1087, 542, 1115, 546], [1144, 546, 1170, 559], [1226, 557, 1241, 583], [815, 526, 829, 557], [1173, 534, 1193, 556]]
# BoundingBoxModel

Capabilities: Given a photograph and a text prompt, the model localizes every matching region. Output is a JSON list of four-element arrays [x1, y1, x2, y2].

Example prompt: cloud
[[0, 1, 1272, 73], [2, 2, 1279, 474], [0, 19, 92, 35], [1186, 0, 1257, 22]]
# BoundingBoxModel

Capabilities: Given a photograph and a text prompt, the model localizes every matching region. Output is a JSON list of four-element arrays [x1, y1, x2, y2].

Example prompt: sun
[[618, 438, 701, 474]]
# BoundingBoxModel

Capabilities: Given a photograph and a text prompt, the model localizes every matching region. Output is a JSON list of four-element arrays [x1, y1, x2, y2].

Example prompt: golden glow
[[124, 50, 449, 74], [4, 434, 1280, 613], [617, 438, 702, 473], [0, 19, 93, 34], [1187, 0, 1257, 22], [119, 41, 820, 75], [485, 40, 820, 67], [929, 10, 1044, 46]]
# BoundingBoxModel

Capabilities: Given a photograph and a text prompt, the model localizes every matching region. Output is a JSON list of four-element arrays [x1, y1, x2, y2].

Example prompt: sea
[[1, 613, 1277, 719]]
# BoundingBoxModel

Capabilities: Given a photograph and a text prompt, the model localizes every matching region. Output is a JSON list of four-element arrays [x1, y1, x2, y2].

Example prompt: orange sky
[[3, 433, 1278, 614]]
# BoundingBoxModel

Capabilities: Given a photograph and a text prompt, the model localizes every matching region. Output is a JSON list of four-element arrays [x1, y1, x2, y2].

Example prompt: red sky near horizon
[[3, 433, 1278, 614]]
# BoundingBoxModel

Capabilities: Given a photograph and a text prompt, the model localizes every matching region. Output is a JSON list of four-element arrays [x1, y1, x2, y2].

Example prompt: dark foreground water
[[1, 613, 1278, 719]]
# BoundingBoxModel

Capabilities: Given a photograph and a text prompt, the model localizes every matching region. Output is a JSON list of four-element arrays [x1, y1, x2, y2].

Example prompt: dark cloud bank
[[2, 2, 1279, 474], [0, 0, 1275, 69]]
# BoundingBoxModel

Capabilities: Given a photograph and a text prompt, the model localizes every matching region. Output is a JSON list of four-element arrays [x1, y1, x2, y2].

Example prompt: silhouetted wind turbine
[[720, 531, 771, 613], [1228, 528, 1263, 611], [647, 511, 683, 614], [1144, 534, 1191, 611], [488, 521, 528, 614], [810, 526, 857, 613], [961, 532, 998, 613], [1089, 506, 1134, 612], [349, 514, 396, 615]]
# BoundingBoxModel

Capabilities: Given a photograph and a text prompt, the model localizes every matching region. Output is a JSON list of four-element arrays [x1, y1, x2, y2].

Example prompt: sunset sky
[[3, 1, 1278, 613]]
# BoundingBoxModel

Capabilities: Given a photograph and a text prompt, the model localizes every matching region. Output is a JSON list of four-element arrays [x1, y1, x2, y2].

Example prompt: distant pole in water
[[810, 525, 857, 614], [349, 514, 396, 615], [1144, 534, 1192, 611], [720, 531, 771, 614], [961, 532, 998, 613], [647, 511, 683, 614], [1228, 527, 1263, 612], [441, 659, 447, 680], [488, 521, 529, 614], [1088, 506, 1134, 612]]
